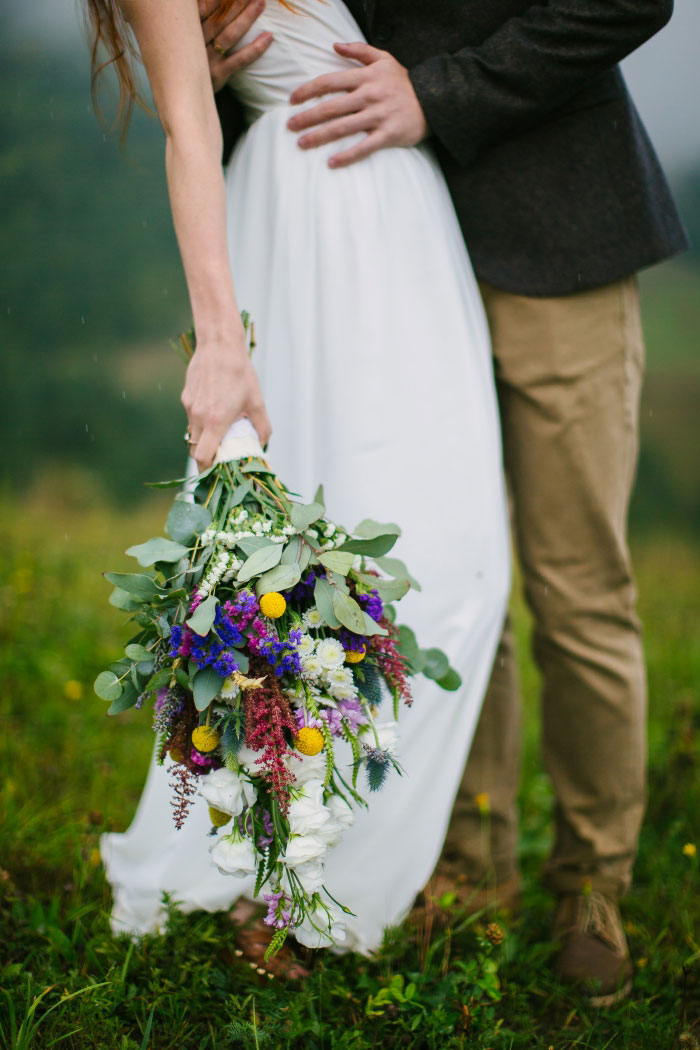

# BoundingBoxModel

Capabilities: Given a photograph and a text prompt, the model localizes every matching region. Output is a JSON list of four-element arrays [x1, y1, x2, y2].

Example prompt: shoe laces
[[559, 891, 628, 956]]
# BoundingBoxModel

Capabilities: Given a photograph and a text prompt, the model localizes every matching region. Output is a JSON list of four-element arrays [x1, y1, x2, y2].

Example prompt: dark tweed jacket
[[216, 0, 688, 296]]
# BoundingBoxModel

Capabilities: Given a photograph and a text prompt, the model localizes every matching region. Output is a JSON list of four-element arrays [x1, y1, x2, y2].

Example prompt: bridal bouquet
[[95, 329, 460, 955]]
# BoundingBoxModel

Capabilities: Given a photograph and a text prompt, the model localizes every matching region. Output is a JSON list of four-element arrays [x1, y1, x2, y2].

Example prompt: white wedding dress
[[101, 0, 510, 954]]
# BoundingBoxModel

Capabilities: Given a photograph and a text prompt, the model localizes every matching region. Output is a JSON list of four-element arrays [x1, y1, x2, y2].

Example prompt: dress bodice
[[226, 0, 365, 124]]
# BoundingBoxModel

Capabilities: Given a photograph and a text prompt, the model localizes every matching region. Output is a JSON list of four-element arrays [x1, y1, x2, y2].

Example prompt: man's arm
[[409, 0, 674, 167], [288, 0, 673, 168]]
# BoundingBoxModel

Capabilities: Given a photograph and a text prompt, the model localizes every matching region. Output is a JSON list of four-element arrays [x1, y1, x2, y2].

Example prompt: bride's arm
[[122, 0, 271, 468]]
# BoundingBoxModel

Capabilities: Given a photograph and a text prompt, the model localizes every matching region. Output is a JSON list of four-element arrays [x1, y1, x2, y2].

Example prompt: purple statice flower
[[358, 588, 383, 624], [286, 567, 322, 605], [168, 625, 183, 659], [190, 747, 217, 769], [337, 696, 367, 732], [212, 651, 240, 677], [339, 627, 368, 653], [249, 618, 302, 678], [257, 809, 275, 849], [223, 590, 259, 630], [214, 605, 244, 648], [189, 593, 204, 613]]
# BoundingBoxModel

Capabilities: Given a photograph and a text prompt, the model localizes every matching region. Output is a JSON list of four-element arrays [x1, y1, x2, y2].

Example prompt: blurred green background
[[1, 36, 698, 528]]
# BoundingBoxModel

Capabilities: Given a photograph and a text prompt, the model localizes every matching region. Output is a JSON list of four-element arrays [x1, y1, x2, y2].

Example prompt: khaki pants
[[441, 276, 647, 900]]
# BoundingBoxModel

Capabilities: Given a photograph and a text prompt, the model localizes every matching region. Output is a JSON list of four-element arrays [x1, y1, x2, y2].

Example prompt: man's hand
[[199, 0, 273, 93], [287, 43, 428, 168]]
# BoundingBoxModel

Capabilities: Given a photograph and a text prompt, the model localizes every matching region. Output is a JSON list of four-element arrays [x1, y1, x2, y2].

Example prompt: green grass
[[1, 493, 698, 1049]]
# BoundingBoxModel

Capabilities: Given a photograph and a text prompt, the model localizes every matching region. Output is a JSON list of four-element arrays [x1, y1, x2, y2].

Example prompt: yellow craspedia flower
[[345, 647, 366, 664], [169, 746, 185, 764], [192, 725, 220, 753], [682, 842, 697, 858], [64, 679, 83, 700], [260, 592, 286, 618], [295, 726, 325, 756], [208, 806, 232, 828]]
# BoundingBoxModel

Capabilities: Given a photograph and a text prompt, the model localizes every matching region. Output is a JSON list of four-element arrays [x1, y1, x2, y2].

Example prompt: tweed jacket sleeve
[[408, 0, 674, 168]]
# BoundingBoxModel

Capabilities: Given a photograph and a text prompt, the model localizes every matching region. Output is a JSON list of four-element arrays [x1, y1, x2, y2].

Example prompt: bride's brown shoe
[[225, 899, 311, 981]]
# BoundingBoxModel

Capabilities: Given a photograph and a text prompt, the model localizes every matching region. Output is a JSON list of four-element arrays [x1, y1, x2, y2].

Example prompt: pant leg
[[443, 276, 647, 900]]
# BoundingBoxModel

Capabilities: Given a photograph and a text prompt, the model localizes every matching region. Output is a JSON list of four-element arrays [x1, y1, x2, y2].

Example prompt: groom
[[201, 0, 687, 1003]]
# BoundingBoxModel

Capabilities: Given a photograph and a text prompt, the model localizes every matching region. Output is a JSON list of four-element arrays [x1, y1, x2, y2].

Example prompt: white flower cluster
[[200, 752, 355, 948], [297, 634, 357, 700], [196, 549, 244, 598]]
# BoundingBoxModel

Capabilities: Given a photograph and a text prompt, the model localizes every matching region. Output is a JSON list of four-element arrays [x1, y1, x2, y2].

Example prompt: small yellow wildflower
[[682, 842, 696, 858], [345, 647, 366, 664], [260, 592, 286, 619], [208, 806, 232, 828], [295, 726, 325, 756], [475, 792, 491, 815], [192, 725, 220, 753], [64, 680, 83, 700]]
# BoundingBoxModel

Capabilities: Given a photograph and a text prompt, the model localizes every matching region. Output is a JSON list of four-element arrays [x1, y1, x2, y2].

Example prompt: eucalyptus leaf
[[109, 587, 142, 612], [332, 590, 366, 634], [146, 668, 172, 692], [314, 577, 340, 628], [337, 534, 398, 557], [125, 643, 152, 662], [126, 537, 190, 567], [313, 483, 326, 509], [166, 499, 212, 545], [255, 563, 301, 595], [237, 543, 284, 582], [239, 458, 275, 475], [104, 572, 159, 600], [353, 518, 401, 540], [361, 611, 388, 637], [372, 576, 411, 602], [291, 500, 324, 533], [375, 555, 422, 591], [136, 659, 154, 676], [436, 668, 462, 692], [186, 594, 219, 636], [233, 649, 249, 674], [236, 536, 278, 557], [174, 668, 190, 690], [420, 647, 450, 682], [396, 624, 419, 664], [280, 535, 302, 564], [108, 682, 139, 715], [318, 550, 355, 575], [94, 671, 123, 702], [193, 666, 225, 711], [230, 481, 251, 507]]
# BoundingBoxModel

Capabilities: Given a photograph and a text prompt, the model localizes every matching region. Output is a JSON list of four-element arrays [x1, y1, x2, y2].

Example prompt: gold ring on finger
[[213, 40, 228, 56]]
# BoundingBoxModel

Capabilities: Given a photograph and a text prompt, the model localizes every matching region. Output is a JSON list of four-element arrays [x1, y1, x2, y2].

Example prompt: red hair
[[83, 0, 245, 138]]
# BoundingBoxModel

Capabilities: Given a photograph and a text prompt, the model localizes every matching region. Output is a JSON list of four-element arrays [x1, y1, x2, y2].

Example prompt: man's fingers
[[333, 41, 386, 65], [288, 93, 361, 132], [328, 130, 386, 169], [298, 111, 376, 150], [289, 68, 363, 105]]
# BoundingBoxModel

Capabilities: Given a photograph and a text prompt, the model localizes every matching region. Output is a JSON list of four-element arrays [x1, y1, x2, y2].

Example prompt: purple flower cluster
[[337, 696, 366, 732], [286, 567, 322, 604], [257, 809, 275, 849], [263, 889, 294, 929], [340, 627, 368, 652], [249, 622, 303, 679], [223, 590, 259, 629], [168, 605, 245, 676], [358, 588, 383, 624], [294, 697, 366, 737]]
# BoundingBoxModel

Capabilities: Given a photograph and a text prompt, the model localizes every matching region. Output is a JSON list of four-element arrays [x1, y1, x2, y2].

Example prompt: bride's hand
[[181, 330, 272, 471]]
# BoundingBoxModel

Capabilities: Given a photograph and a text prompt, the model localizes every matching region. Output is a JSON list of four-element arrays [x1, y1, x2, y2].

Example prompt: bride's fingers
[[194, 427, 220, 472], [247, 402, 272, 448]]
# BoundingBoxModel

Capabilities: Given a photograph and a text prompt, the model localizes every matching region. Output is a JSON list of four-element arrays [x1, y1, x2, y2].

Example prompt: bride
[[87, 0, 510, 968]]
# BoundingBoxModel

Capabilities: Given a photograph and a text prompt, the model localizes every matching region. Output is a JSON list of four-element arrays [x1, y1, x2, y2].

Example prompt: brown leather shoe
[[553, 891, 633, 1007]]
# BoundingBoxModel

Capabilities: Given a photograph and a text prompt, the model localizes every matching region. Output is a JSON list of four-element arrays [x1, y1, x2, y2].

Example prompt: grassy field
[[0, 490, 698, 1050]]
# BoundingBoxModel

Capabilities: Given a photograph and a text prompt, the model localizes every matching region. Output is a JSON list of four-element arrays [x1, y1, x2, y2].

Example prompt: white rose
[[316, 638, 346, 671], [198, 767, 257, 817], [286, 751, 327, 785], [317, 795, 355, 849], [292, 856, 326, 896], [283, 833, 328, 868], [209, 833, 257, 878], [293, 903, 347, 949], [235, 745, 265, 774], [288, 780, 332, 837]]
